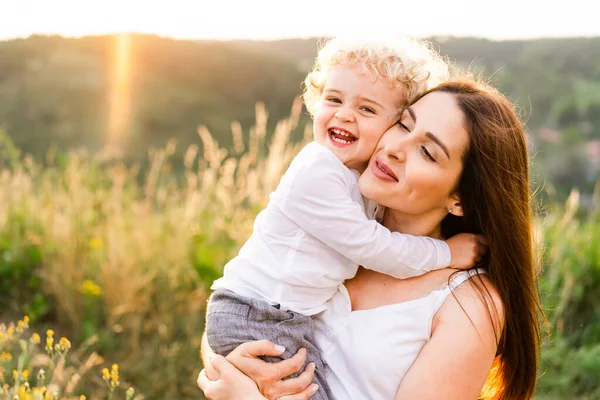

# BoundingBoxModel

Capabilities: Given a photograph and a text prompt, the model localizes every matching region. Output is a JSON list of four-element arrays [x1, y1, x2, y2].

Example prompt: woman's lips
[[371, 158, 399, 182]]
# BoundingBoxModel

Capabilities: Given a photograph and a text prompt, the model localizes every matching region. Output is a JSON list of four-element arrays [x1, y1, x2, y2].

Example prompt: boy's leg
[[256, 308, 333, 400], [205, 289, 258, 356], [206, 290, 333, 399]]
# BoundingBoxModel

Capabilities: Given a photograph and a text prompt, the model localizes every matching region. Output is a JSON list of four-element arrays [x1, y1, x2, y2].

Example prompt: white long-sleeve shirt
[[211, 142, 451, 315]]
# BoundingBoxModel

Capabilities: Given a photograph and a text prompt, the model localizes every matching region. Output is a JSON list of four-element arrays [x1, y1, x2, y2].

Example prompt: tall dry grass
[[0, 99, 310, 399], [0, 99, 598, 399]]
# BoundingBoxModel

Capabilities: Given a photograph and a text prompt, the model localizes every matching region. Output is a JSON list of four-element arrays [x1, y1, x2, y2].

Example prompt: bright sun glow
[[3, 0, 598, 149], [107, 34, 132, 150], [2, 0, 599, 41]]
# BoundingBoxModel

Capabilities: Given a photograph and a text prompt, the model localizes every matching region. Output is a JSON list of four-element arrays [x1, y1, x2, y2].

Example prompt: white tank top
[[314, 269, 486, 400]]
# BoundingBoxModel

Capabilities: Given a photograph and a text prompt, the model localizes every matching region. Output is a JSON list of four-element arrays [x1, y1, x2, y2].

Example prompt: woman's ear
[[447, 194, 464, 217]]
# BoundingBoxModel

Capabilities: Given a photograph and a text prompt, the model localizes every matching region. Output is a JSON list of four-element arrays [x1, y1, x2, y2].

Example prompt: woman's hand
[[224, 340, 317, 400], [198, 354, 265, 400], [198, 353, 319, 400]]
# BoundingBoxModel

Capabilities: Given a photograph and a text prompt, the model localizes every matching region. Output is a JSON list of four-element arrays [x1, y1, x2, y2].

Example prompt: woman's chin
[[358, 175, 380, 200]]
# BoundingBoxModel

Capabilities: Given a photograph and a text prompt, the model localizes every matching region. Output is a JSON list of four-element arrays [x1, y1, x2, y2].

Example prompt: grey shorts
[[206, 289, 333, 400]]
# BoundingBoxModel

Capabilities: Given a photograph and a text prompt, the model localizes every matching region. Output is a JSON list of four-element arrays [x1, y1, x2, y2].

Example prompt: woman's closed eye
[[397, 120, 409, 131], [420, 145, 436, 162], [326, 96, 342, 104]]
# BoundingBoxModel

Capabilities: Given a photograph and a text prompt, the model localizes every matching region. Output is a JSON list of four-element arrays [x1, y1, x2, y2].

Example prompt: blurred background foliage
[[0, 34, 598, 399], [1, 35, 600, 199]]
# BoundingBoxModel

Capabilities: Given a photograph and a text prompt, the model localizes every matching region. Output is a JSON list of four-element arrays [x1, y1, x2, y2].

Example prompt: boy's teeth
[[331, 129, 355, 139], [332, 136, 351, 144]]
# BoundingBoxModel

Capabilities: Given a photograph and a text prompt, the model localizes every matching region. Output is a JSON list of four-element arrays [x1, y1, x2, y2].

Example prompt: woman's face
[[359, 91, 469, 217]]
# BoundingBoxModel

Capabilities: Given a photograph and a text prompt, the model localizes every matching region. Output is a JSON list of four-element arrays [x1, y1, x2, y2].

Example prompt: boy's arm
[[276, 148, 449, 278]]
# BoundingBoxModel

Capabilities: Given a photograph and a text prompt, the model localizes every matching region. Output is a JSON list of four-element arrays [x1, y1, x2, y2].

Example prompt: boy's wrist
[[438, 239, 453, 269]]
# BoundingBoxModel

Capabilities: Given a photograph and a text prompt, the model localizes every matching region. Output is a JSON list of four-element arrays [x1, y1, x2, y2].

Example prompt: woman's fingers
[[270, 347, 307, 381], [197, 355, 264, 400], [226, 339, 286, 377], [198, 355, 245, 395], [238, 339, 287, 358], [269, 362, 315, 398], [204, 356, 221, 381], [278, 383, 319, 400], [227, 343, 307, 387], [209, 354, 237, 375], [197, 369, 212, 393]]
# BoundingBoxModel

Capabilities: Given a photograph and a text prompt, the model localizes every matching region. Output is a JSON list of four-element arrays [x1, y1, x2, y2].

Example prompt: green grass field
[[0, 104, 598, 399]]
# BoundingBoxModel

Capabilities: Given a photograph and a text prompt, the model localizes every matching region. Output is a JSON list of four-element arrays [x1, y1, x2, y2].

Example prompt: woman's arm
[[395, 277, 505, 400], [199, 332, 317, 399]]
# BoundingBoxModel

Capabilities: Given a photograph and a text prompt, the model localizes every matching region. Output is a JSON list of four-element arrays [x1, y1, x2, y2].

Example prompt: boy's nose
[[335, 107, 355, 123]]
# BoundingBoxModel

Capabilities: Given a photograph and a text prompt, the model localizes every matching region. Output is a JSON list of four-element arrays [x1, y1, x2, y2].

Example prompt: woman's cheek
[[404, 163, 440, 194]]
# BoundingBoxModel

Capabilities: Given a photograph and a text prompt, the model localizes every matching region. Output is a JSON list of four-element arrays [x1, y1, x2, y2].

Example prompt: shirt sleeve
[[275, 145, 451, 279]]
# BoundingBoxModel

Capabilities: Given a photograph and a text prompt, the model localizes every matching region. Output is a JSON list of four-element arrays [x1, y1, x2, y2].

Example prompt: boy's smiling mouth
[[328, 127, 358, 146]]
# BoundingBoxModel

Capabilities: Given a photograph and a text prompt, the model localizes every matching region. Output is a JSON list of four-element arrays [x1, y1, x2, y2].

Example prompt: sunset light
[[107, 33, 132, 150]]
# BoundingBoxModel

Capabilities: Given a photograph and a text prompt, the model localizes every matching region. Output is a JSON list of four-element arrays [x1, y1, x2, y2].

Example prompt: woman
[[198, 79, 543, 400]]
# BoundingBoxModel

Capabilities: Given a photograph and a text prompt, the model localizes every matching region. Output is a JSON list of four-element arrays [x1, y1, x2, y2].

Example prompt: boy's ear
[[448, 194, 464, 217]]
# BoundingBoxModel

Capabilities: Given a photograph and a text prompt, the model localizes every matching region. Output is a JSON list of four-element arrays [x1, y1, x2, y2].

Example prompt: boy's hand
[[446, 233, 488, 270]]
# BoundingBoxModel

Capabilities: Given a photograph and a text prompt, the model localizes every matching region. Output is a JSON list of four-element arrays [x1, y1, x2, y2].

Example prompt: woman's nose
[[387, 139, 408, 163]]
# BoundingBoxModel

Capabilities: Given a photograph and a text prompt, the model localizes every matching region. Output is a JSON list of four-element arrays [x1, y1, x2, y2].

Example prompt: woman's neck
[[382, 208, 444, 240]]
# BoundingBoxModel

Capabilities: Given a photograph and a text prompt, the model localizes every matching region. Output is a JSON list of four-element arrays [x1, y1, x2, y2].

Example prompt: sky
[[2, 0, 599, 41]]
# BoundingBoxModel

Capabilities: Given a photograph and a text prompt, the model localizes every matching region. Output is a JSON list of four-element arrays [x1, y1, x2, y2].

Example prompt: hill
[[1, 34, 599, 195]]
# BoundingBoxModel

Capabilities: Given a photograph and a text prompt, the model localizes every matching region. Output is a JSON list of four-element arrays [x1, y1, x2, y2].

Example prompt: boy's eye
[[360, 106, 376, 114], [326, 97, 341, 103]]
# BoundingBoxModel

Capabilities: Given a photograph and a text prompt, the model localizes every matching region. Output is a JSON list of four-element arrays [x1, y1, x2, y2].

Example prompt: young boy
[[206, 36, 482, 399]]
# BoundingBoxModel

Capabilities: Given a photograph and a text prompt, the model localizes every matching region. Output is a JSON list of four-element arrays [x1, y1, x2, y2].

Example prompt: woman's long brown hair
[[425, 79, 543, 399]]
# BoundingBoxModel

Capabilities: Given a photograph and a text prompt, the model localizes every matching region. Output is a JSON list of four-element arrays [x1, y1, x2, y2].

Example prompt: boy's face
[[313, 64, 405, 172]]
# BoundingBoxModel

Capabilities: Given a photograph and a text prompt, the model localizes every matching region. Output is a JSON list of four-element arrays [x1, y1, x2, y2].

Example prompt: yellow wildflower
[[15, 378, 31, 398], [59, 337, 71, 350], [46, 334, 54, 355], [80, 396, 87, 400], [30, 333, 41, 344], [46, 330, 54, 338], [79, 280, 103, 296], [111, 364, 119, 372], [88, 237, 104, 250], [23, 316, 30, 323]]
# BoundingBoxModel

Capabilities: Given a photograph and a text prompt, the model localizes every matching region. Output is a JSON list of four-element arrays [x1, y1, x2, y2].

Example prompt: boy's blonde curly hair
[[302, 35, 449, 115]]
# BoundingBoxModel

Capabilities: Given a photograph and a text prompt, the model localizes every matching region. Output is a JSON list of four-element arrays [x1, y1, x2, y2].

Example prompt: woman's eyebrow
[[425, 132, 450, 159], [407, 106, 450, 159]]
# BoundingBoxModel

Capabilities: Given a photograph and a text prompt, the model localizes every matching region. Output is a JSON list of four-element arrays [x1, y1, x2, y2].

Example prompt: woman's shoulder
[[435, 271, 505, 342]]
